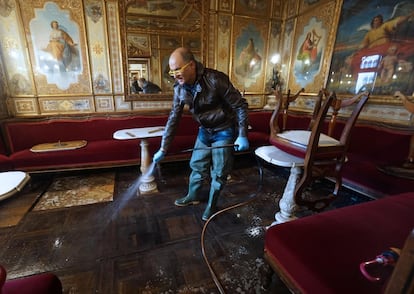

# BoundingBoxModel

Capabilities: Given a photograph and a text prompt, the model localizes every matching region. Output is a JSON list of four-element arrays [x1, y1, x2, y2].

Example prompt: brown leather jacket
[[160, 61, 249, 152]]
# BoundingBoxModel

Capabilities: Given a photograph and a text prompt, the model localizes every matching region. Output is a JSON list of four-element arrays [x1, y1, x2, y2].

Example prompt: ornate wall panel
[[85, 0, 112, 95], [19, 0, 91, 95], [114, 95, 131, 111], [0, 0, 35, 98], [95, 95, 114, 112], [106, 0, 123, 94], [38, 96, 94, 114], [287, 1, 336, 93], [216, 14, 231, 74], [7, 97, 39, 116]]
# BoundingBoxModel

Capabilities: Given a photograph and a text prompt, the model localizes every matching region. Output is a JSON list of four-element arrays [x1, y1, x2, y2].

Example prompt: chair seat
[[0, 171, 30, 201], [270, 130, 340, 158], [255, 145, 304, 167]]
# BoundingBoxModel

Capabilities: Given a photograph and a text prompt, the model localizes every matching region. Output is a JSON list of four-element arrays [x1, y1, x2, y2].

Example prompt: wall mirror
[[119, 0, 207, 101]]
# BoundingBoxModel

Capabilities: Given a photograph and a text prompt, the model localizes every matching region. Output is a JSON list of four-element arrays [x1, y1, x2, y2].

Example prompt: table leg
[[138, 139, 158, 195], [272, 165, 300, 226]]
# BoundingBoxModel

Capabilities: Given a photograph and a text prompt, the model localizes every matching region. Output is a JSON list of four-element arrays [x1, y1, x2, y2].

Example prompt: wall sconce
[[270, 54, 281, 90]]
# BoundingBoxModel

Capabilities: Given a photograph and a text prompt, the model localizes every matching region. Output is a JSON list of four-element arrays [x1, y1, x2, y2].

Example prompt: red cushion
[[2, 272, 62, 294], [265, 193, 414, 294]]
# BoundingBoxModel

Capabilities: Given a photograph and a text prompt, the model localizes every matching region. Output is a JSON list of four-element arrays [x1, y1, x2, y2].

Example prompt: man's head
[[138, 78, 146, 87], [371, 15, 383, 29], [168, 47, 196, 86]]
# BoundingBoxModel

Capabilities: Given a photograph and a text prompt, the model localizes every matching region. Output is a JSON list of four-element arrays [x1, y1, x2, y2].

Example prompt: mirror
[[120, 0, 205, 101], [128, 58, 149, 94]]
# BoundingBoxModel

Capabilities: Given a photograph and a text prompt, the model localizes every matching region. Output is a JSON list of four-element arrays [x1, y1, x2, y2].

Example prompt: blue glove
[[234, 136, 249, 151], [153, 149, 166, 163]]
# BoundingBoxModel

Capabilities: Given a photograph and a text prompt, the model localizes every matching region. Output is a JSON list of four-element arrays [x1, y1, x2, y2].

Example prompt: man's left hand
[[234, 136, 249, 151]]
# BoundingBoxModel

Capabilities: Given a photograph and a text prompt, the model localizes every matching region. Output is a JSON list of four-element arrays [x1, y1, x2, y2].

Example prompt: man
[[131, 76, 142, 93], [138, 77, 162, 94], [152, 47, 249, 221]]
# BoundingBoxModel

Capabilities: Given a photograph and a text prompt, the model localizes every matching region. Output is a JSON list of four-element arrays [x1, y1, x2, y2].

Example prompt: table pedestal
[[113, 126, 164, 196], [138, 139, 158, 195], [272, 165, 300, 226]]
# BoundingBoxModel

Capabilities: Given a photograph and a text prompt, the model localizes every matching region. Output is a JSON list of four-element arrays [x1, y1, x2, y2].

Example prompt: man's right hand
[[153, 149, 166, 163]]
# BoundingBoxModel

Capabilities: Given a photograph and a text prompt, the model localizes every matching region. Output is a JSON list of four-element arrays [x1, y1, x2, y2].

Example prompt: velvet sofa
[[0, 112, 272, 173], [0, 110, 412, 198], [264, 192, 414, 293], [274, 111, 413, 198]]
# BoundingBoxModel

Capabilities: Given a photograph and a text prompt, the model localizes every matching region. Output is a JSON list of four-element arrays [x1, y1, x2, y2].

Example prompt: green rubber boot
[[202, 188, 220, 221], [174, 180, 202, 207]]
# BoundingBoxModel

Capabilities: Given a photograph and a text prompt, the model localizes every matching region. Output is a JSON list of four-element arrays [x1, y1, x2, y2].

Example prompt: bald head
[[169, 47, 196, 85], [170, 47, 195, 64]]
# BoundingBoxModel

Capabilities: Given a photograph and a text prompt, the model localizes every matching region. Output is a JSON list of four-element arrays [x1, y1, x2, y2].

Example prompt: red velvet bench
[[0, 265, 62, 294], [263, 192, 414, 293]]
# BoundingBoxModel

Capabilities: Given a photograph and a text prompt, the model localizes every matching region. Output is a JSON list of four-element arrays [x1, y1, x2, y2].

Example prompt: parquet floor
[[0, 154, 370, 293]]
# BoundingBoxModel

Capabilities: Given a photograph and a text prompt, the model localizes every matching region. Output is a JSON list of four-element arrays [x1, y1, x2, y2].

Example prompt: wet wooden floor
[[0, 154, 369, 293]]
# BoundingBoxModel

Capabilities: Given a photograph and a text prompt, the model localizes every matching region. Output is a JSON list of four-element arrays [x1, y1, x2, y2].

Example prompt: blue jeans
[[188, 127, 235, 194]]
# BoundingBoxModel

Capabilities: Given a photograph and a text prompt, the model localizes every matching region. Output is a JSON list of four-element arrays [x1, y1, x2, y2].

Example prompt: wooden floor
[[0, 154, 370, 293]]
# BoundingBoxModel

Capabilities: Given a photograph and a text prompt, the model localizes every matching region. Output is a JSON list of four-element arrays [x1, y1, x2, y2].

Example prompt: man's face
[[372, 17, 382, 29], [169, 57, 195, 86]]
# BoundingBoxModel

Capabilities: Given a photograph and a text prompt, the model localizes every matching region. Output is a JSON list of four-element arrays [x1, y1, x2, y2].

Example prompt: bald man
[[153, 47, 249, 221]]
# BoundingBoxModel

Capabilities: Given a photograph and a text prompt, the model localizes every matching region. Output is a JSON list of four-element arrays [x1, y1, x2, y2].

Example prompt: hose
[[200, 180, 263, 293]]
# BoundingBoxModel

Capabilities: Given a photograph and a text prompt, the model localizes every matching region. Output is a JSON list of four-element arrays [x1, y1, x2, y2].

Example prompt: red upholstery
[[0, 135, 13, 171], [264, 192, 414, 293], [0, 265, 62, 294], [0, 112, 272, 172]]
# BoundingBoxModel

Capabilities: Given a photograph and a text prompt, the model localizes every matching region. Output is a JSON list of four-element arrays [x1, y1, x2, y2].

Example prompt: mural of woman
[[43, 20, 79, 72], [297, 29, 321, 72], [235, 38, 262, 78]]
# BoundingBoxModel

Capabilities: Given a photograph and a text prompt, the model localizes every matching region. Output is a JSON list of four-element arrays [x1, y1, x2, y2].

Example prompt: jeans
[[189, 127, 235, 193]]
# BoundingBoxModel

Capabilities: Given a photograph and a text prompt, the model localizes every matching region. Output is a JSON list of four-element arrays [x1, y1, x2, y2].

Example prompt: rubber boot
[[202, 188, 220, 221], [174, 180, 202, 207]]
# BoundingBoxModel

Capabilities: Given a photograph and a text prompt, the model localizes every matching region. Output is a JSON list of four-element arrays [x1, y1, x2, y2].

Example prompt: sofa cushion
[[265, 192, 414, 294]]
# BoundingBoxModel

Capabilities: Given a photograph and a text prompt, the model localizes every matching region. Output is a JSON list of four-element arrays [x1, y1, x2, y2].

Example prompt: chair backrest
[[295, 91, 370, 210], [269, 87, 305, 139]]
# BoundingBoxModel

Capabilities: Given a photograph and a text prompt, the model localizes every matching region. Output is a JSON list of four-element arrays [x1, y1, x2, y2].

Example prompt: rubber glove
[[234, 136, 249, 151], [153, 149, 166, 163]]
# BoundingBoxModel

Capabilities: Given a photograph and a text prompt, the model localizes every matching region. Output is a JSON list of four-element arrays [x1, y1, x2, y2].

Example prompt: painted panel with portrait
[[231, 17, 268, 92], [326, 0, 414, 99]]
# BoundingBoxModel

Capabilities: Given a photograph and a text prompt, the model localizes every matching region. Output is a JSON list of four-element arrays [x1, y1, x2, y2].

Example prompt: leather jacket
[[160, 61, 249, 152]]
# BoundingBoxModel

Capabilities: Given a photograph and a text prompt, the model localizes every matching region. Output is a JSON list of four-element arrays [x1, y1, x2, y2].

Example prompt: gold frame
[[18, 0, 91, 96], [231, 16, 268, 93], [287, 1, 337, 94]]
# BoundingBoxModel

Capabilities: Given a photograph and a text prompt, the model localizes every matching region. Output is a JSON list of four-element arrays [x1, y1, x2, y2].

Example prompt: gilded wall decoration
[[231, 17, 268, 92], [0, 0, 15, 17], [39, 96, 94, 114], [235, 0, 271, 18], [288, 1, 335, 93], [86, 0, 112, 95], [115, 95, 132, 111], [95, 96, 114, 112], [19, 0, 91, 95], [85, 0, 103, 23], [12, 98, 39, 115], [326, 0, 414, 103], [106, 1, 123, 94], [0, 2, 35, 97], [217, 14, 231, 74], [127, 34, 151, 57]]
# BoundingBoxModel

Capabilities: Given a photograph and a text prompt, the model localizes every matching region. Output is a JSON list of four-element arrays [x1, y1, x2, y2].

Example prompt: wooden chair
[[255, 89, 370, 224]]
